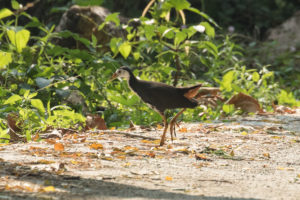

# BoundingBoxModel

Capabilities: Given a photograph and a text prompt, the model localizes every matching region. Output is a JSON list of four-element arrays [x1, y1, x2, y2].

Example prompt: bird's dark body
[[127, 69, 199, 113], [112, 66, 201, 146]]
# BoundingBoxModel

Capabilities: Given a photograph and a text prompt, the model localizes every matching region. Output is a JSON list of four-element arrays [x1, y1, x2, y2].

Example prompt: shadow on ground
[[0, 160, 258, 200]]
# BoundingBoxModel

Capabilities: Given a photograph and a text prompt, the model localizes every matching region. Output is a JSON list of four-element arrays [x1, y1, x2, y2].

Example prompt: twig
[[86, 130, 157, 140]]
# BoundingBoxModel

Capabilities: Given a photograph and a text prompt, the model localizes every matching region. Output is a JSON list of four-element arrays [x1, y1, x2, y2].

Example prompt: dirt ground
[[1, 110, 300, 200]]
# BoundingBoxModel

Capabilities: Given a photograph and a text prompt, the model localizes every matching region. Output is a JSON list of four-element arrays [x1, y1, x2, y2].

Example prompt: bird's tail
[[183, 84, 202, 99], [194, 87, 224, 107]]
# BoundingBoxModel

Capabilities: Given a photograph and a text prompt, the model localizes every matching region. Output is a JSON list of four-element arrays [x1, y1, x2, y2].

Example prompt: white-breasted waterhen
[[110, 66, 202, 146]]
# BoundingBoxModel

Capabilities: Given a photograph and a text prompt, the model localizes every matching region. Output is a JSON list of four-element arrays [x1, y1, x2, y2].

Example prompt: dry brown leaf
[[37, 159, 55, 164], [89, 143, 104, 150], [146, 151, 156, 158], [85, 114, 107, 130], [156, 124, 163, 129], [272, 104, 296, 114], [226, 92, 263, 113], [165, 176, 173, 181], [179, 127, 188, 133], [45, 138, 58, 144], [141, 139, 152, 144], [102, 156, 113, 161], [263, 153, 270, 158], [195, 153, 212, 161], [54, 143, 64, 151]]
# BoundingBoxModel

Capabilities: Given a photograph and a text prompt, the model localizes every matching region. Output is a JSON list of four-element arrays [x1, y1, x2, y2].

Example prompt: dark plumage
[[110, 66, 201, 146]]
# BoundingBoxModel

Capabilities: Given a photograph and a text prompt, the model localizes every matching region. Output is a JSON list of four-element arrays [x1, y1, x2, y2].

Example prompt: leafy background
[[0, 0, 299, 142]]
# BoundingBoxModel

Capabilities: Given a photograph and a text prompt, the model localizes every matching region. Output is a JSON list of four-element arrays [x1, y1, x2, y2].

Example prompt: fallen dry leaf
[[195, 153, 212, 161], [226, 92, 263, 113], [37, 159, 55, 164], [41, 186, 56, 192], [54, 143, 64, 151], [89, 143, 104, 150], [165, 176, 173, 181], [156, 124, 163, 129], [85, 114, 107, 130], [179, 127, 188, 133], [263, 153, 270, 158]]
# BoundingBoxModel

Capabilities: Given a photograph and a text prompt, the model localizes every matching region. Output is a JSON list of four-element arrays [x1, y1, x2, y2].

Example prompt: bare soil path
[[1, 110, 300, 200]]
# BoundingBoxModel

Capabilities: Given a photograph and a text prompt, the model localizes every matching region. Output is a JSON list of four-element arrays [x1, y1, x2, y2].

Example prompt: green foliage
[[0, 0, 298, 144]]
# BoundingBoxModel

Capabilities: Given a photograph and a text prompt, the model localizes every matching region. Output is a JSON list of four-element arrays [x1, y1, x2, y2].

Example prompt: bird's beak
[[108, 72, 118, 82]]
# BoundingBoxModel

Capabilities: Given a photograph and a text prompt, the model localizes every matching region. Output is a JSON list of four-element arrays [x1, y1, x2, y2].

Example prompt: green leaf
[[119, 42, 131, 59], [11, 0, 20, 10], [7, 29, 30, 53], [133, 52, 140, 60], [0, 51, 12, 69], [91, 34, 97, 47], [223, 104, 235, 114], [28, 92, 38, 99], [144, 25, 156, 40], [221, 71, 235, 92], [74, 0, 103, 6], [174, 31, 187, 46], [110, 37, 122, 55], [0, 8, 13, 20], [252, 72, 260, 82], [168, 0, 190, 10], [31, 99, 46, 115], [35, 77, 52, 88], [4, 94, 22, 105], [187, 7, 219, 28], [200, 22, 215, 38], [23, 90, 30, 99], [201, 41, 218, 58], [106, 13, 120, 26]]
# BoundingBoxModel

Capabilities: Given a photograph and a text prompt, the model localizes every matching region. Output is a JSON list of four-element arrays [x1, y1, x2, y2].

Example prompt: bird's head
[[110, 66, 131, 81]]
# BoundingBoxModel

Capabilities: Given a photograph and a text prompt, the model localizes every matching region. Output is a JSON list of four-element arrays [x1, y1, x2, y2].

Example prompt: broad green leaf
[[0, 8, 13, 20], [252, 72, 260, 82], [4, 94, 22, 105], [7, 29, 30, 53], [11, 0, 20, 10], [168, 0, 190, 10], [110, 37, 122, 55], [133, 52, 140, 60], [28, 92, 38, 99], [31, 99, 46, 115], [144, 25, 156, 40], [106, 13, 120, 26], [221, 71, 235, 92], [200, 22, 215, 38], [119, 42, 131, 59], [185, 26, 197, 38], [0, 51, 12, 69], [23, 90, 30, 99], [223, 104, 234, 114], [174, 31, 187, 46], [35, 77, 52, 88]]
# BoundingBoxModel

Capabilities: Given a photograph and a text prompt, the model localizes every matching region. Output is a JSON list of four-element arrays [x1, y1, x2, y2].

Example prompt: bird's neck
[[127, 71, 139, 91]]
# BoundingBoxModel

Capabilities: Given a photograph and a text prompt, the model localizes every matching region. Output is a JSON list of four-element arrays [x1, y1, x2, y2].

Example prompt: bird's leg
[[169, 108, 186, 142], [158, 112, 168, 146]]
